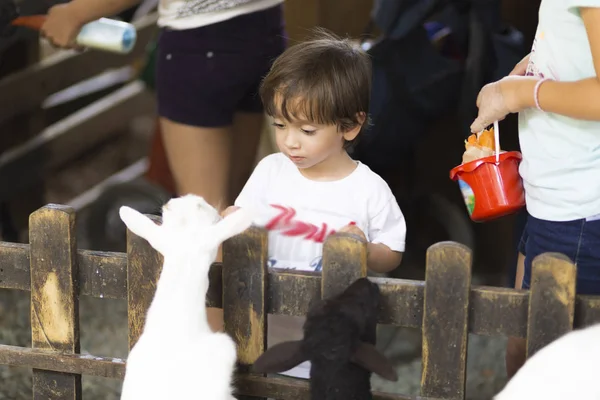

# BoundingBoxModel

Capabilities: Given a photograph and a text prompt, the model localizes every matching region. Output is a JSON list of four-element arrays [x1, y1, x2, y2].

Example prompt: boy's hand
[[338, 223, 367, 242], [41, 4, 85, 49]]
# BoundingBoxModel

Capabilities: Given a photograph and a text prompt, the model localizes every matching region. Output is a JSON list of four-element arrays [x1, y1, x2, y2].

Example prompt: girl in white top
[[469, 0, 600, 381], [223, 30, 407, 378]]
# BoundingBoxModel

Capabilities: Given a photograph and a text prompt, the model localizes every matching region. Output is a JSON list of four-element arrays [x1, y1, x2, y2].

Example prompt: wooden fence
[[0, 205, 599, 399]]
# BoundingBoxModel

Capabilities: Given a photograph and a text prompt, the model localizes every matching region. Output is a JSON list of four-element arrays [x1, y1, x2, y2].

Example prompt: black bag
[[352, 0, 526, 176]]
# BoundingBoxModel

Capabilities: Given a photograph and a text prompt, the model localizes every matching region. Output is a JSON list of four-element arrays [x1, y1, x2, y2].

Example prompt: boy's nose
[[284, 134, 300, 149]]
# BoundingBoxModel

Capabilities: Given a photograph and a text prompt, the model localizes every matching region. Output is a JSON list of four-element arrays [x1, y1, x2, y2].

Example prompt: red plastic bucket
[[449, 151, 525, 222]]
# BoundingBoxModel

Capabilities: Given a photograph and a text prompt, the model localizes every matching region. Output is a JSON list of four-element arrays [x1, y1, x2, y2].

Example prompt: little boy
[[223, 30, 407, 377]]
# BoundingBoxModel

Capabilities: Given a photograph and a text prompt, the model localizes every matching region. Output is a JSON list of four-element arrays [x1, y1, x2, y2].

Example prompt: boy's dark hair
[[260, 28, 372, 148]]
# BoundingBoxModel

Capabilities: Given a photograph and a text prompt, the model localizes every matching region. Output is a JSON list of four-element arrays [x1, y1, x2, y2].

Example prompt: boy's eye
[[271, 122, 285, 129], [301, 129, 317, 135]]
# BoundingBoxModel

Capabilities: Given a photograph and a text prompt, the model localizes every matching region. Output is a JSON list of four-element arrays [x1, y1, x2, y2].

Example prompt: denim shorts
[[156, 5, 286, 127], [519, 212, 600, 295]]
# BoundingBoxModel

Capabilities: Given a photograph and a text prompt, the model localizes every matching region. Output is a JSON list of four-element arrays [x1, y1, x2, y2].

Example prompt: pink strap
[[534, 78, 550, 111]]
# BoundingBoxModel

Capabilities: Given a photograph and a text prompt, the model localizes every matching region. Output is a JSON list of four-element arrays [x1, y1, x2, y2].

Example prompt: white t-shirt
[[158, 0, 283, 30], [519, 0, 600, 221], [235, 152, 407, 271], [234, 152, 406, 379]]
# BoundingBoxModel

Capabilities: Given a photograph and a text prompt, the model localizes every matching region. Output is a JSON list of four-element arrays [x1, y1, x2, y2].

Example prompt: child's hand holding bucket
[[470, 76, 538, 133]]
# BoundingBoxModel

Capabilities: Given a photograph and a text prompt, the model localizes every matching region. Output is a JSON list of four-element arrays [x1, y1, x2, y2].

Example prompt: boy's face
[[272, 117, 352, 171]]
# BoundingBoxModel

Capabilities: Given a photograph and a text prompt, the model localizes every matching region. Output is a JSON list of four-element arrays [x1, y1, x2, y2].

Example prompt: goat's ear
[[213, 207, 254, 246], [252, 341, 307, 374], [119, 206, 163, 251], [351, 342, 398, 381]]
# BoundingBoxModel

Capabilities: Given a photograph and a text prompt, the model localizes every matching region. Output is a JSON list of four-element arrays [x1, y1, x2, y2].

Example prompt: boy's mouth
[[288, 155, 306, 163]]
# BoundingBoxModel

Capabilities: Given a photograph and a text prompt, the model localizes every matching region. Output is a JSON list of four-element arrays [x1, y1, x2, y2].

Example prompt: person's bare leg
[[212, 112, 265, 264], [229, 112, 266, 202], [506, 252, 527, 379], [160, 117, 232, 333], [160, 117, 232, 210], [514, 252, 525, 290]]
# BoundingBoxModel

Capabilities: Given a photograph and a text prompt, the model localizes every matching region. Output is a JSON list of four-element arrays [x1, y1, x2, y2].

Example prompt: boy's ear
[[356, 111, 367, 125], [342, 112, 367, 142]]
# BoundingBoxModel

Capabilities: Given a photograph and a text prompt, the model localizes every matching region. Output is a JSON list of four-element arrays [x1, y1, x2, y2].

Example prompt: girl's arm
[[513, 7, 600, 119], [471, 7, 600, 132], [337, 224, 403, 273]]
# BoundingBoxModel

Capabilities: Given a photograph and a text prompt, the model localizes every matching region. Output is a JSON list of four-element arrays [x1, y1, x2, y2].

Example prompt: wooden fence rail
[[0, 205, 599, 399]]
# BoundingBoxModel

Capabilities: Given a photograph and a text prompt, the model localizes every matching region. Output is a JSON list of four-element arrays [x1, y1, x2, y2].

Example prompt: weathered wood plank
[[375, 276, 424, 327], [421, 242, 472, 400], [267, 269, 321, 316], [469, 286, 529, 338], [29, 205, 81, 399], [0, 12, 158, 125], [223, 226, 268, 366], [0, 242, 30, 290], [575, 295, 600, 329], [126, 215, 163, 350], [2, 244, 600, 337], [0, 344, 125, 379], [0, 245, 128, 299], [235, 374, 440, 400], [78, 250, 128, 300], [526, 253, 576, 358], [322, 233, 368, 299], [0, 81, 155, 200]]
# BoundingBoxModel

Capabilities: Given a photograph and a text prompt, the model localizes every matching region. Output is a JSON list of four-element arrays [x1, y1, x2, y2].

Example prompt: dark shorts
[[519, 212, 600, 295], [156, 4, 286, 127]]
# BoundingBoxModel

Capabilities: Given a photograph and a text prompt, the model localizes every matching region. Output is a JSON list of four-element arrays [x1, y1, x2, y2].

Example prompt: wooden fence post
[[526, 253, 576, 358], [223, 227, 268, 400], [126, 214, 163, 350], [421, 242, 472, 400], [29, 204, 81, 399], [322, 233, 368, 299]]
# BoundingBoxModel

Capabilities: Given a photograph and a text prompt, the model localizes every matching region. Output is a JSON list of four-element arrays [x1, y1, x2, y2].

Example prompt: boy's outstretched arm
[[366, 243, 403, 274], [471, 6, 600, 132], [338, 224, 403, 273]]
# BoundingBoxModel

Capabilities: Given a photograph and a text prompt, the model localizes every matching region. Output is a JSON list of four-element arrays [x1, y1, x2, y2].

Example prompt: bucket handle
[[480, 120, 501, 165], [493, 120, 500, 165]]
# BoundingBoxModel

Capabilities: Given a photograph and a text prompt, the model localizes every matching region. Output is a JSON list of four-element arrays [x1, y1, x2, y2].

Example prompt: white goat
[[119, 194, 253, 400]]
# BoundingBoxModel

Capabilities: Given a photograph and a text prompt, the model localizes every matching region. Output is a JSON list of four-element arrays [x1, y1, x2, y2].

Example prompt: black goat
[[253, 277, 398, 400]]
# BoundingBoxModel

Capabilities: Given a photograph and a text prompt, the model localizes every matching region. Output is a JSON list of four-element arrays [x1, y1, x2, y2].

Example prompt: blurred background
[[0, 0, 541, 398]]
